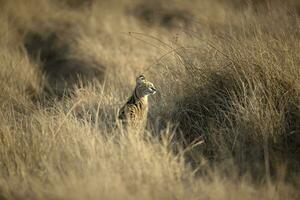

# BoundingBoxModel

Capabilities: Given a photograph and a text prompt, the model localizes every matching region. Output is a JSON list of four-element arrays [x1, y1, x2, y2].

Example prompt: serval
[[118, 75, 157, 129]]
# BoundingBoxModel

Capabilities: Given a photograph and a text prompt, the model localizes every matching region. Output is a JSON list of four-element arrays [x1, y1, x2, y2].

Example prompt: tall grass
[[0, 0, 299, 199]]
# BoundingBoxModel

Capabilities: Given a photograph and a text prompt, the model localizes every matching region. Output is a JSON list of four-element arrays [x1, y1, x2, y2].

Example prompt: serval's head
[[135, 75, 157, 98]]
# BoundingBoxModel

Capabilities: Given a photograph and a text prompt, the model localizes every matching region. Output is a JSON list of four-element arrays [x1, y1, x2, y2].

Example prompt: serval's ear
[[136, 75, 145, 84]]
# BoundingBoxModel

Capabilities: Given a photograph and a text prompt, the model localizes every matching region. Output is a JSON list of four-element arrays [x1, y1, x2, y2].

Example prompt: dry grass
[[0, 0, 299, 199]]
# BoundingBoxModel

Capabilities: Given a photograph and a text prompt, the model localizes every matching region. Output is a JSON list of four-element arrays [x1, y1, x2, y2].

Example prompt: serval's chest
[[119, 97, 148, 128]]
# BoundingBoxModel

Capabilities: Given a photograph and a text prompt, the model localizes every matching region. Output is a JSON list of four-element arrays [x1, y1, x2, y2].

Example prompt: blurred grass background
[[0, 0, 299, 199]]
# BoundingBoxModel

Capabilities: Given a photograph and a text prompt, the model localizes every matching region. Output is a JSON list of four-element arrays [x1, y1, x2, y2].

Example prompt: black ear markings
[[137, 74, 145, 80], [136, 74, 145, 84]]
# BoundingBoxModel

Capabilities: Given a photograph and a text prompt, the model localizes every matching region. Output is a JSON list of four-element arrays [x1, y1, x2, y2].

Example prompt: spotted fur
[[118, 75, 157, 128]]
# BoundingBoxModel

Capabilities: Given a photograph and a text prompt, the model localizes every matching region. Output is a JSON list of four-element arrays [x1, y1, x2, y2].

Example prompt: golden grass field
[[0, 0, 299, 199]]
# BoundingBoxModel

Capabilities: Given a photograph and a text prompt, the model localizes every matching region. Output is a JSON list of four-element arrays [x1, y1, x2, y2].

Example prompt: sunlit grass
[[0, 0, 299, 199]]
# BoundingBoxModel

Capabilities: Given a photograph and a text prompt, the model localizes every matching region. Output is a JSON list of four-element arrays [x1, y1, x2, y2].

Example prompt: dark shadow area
[[169, 63, 300, 183], [131, 3, 193, 29], [58, 0, 94, 9], [228, 0, 268, 10], [24, 31, 105, 98]]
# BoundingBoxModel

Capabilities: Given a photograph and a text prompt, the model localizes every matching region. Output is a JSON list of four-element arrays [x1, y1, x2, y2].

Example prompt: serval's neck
[[127, 88, 148, 106]]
